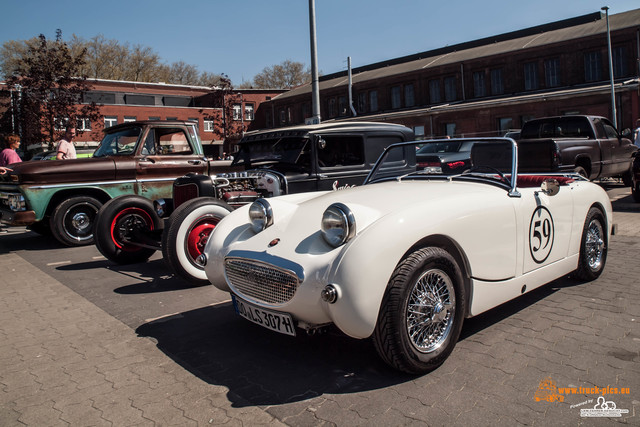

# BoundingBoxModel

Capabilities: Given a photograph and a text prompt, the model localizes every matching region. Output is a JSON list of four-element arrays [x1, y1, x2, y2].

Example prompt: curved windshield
[[366, 138, 520, 186], [93, 127, 142, 157]]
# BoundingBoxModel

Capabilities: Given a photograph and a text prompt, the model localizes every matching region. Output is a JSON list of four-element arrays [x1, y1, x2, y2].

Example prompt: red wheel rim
[[110, 207, 154, 251], [186, 219, 218, 260]]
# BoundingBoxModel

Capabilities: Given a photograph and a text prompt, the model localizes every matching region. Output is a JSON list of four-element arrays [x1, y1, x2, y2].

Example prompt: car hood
[[1, 157, 117, 185]]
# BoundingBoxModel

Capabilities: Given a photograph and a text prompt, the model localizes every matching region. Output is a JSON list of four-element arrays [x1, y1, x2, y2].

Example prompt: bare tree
[[252, 59, 311, 89]]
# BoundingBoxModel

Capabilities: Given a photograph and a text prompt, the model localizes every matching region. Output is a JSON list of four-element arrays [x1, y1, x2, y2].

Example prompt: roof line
[[319, 11, 603, 82]]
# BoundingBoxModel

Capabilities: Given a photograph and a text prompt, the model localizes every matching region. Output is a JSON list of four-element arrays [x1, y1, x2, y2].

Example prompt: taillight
[[446, 161, 465, 169], [417, 161, 441, 168]]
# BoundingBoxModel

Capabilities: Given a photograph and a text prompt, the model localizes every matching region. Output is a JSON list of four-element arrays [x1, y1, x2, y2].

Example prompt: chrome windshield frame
[[364, 137, 521, 198]]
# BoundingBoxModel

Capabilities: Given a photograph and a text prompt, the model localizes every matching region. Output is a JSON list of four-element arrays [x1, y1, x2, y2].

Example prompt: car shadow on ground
[[135, 274, 584, 407], [55, 257, 200, 293]]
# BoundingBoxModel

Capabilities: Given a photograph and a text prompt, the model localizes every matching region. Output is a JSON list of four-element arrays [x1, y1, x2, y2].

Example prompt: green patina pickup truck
[[0, 120, 232, 246]]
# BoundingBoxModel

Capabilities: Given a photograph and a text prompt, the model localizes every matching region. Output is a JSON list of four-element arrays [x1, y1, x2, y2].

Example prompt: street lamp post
[[308, 0, 321, 124], [602, 6, 617, 128]]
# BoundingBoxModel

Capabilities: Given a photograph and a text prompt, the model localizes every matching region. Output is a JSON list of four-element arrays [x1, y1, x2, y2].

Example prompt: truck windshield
[[93, 127, 142, 157], [232, 137, 310, 168]]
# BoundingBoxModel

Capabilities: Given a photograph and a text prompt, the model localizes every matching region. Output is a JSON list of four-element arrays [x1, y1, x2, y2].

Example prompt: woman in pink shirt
[[0, 134, 22, 167]]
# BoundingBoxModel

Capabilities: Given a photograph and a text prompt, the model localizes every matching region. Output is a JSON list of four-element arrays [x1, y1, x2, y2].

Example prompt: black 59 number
[[529, 206, 554, 264]]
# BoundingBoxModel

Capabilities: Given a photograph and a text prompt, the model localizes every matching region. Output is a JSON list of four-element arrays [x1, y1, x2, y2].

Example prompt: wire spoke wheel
[[406, 268, 455, 353]]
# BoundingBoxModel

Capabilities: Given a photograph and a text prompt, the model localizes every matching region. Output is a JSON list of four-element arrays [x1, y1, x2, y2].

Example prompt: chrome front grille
[[225, 257, 300, 304]]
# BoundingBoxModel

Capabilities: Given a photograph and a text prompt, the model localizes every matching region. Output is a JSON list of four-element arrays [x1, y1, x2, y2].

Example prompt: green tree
[[1, 31, 100, 151]]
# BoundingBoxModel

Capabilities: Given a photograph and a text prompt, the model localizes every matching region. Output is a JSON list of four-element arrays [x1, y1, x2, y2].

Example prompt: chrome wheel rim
[[406, 268, 455, 353], [585, 219, 605, 271], [63, 203, 98, 241]]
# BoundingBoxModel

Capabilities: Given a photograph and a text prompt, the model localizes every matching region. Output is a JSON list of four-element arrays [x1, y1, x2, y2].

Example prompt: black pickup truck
[[93, 121, 414, 285], [518, 115, 637, 183]]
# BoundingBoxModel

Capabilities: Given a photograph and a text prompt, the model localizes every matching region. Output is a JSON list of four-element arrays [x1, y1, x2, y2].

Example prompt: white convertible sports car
[[201, 138, 614, 374]]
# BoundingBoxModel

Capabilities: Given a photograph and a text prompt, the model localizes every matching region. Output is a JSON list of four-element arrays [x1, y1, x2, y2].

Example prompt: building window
[[232, 104, 242, 120], [413, 125, 425, 139], [444, 123, 456, 137], [149, 116, 161, 121], [302, 103, 311, 119], [369, 90, 378, 112], [124, 116, 137, 123], [104, 116, 118, 128], [244, 103, 255, 120], [444, 77, 457, 101], [279, 109, 286, 125], [544, 58, 560, 87], [76, 118, 91, 131], [391, 86, 402, 109], [584, 51, 602, 82], [473, 71, 485, 97], [166, 117, 178, 121], [613, 46, 627, 78], [204, 119, 214, 132], [490, 69, 504, 95], [287, 107, 292, 124], [404, 84, 415, 108], [498, 117, 513, 132], [524, 62, 538, 91], [338, 96, 347, 116], [328, 98, 337, 118], [429, 80, 441, 104], [357, 92, 367, 113]]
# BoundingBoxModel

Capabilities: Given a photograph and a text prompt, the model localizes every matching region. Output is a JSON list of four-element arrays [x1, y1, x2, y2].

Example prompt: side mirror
[[317, 138, 327, 150], [621, 128, 632, 139], [540, 179, 560, 196]]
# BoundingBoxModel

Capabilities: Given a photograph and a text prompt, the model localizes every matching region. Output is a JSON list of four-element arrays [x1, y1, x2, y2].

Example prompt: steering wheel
[[464, 166, 510, 185]]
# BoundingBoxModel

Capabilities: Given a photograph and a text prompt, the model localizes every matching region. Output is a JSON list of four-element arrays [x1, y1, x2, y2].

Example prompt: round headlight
[[321, 203, 355, 248], [248, 199, 273, 233]]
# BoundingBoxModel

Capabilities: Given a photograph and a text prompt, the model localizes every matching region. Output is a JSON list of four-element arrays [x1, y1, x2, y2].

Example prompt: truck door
[[135, 127, 207, 200], [596, 118, 632, 176], [314, 134, 370, 191]]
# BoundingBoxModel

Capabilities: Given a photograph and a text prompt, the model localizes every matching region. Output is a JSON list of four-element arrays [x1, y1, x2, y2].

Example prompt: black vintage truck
[[518, 115, 637, 183], [93, 121, 415, 285]]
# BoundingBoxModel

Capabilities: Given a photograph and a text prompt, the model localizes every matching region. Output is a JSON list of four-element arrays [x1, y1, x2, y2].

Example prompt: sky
[[0, 0, 638, 86]]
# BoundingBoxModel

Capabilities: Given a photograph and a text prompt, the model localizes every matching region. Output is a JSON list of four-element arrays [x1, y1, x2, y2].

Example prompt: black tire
[[162, 197, 233, 286], [49, 196, 103, 246], [27, 220, 52, 236], [94, 196, 160, 264], [574, 165, 588, 179], [621, 167, 633, 187], [373, 247, 466, 374], [632, 183, 640, 203], [573, 207, 607, 281]]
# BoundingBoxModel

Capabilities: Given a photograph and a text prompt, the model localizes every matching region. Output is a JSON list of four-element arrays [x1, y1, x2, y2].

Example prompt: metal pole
[[309, 0, 321, 124], [602, 6, 617, 128], [348, 57, 357, 117]]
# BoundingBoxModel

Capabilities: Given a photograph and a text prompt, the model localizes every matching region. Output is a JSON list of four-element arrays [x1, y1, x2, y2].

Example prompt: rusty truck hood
[[2, 158, 117, 185]]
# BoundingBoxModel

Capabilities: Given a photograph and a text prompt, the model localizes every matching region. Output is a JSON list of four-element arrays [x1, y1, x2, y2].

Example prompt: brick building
[[269, 8, 640, 138], [2, 78, 284, 157]]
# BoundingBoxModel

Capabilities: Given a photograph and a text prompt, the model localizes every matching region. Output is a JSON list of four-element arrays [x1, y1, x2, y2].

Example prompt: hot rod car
[[201, 137, 614, 374]]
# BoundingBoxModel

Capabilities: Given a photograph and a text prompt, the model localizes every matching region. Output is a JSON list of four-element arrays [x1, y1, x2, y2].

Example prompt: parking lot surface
[[1, 183, 638, 425]]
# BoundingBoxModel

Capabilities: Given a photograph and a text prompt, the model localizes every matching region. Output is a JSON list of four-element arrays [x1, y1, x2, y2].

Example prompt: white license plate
[[232, 295, 296, 336]]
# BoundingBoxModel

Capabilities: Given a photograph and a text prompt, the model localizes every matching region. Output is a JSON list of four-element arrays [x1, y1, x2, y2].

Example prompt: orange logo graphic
[[535, 377, 565, 402]]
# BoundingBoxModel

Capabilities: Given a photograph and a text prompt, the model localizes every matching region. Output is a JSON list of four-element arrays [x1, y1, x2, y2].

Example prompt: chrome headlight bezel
[[248, 198, 273, 233], [321, 203, 356, 248], [1, 192, 26, 212]]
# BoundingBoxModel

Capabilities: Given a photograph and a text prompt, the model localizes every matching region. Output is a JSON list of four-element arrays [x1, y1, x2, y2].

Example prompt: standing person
[[56, 126, 77, 160], [634, 119, 640, 148], [0, 134, 22, 167]]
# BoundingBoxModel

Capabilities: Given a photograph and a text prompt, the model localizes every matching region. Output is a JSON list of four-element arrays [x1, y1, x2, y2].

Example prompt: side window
[[317, 136, 364, 168], [141, 131, 156, 155], [157, 129, 193, 155]]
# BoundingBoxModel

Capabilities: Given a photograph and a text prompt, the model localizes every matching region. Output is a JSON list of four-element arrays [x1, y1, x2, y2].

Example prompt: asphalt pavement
[[1, 183, 639, 426]]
